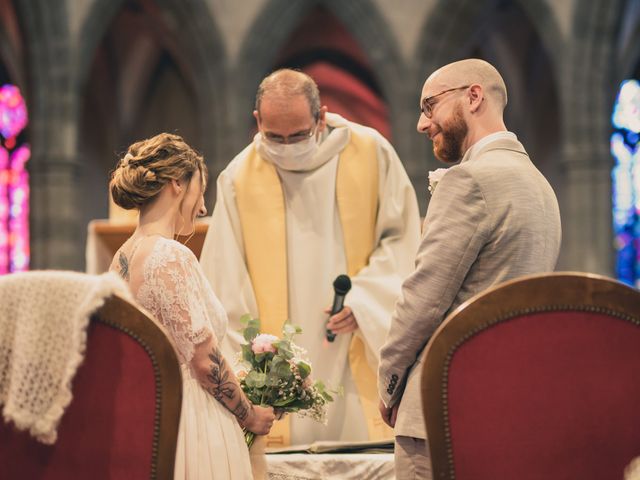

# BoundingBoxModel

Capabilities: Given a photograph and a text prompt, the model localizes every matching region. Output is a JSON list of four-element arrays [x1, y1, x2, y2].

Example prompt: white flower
[[428, 168, 449, 195]]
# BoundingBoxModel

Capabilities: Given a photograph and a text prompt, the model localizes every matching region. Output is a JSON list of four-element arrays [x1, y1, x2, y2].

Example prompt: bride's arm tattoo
[[204, 347, 252, 422]]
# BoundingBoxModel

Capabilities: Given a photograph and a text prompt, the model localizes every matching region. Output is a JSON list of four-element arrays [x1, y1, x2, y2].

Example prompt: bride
[[108, 132, 274, 479]]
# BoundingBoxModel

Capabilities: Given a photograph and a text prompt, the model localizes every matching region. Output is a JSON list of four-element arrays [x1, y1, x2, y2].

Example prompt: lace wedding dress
[[112, 236, 252, 480]]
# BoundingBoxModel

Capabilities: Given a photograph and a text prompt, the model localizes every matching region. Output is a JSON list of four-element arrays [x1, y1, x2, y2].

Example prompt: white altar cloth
[[267, 453, 394, 480]]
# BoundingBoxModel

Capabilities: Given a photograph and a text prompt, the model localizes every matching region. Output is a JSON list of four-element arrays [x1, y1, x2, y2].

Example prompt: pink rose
[[251, 334, 279, 354]]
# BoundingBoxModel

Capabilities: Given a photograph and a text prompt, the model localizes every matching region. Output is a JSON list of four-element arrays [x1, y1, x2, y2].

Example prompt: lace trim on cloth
[[0, 271, 131, 444], [268, 475, 313, 480], [137, 238, 226, 364]]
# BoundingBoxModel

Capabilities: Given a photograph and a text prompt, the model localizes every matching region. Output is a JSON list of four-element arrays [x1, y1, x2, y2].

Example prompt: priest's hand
[[324, 305, 359, 335], [379, 399, 398, 428]]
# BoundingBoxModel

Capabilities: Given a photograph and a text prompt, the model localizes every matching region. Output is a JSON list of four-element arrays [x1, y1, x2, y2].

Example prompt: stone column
[[559, 149, 614, 273], [558, 0, 621, 275], [18, 0, 83, 270]]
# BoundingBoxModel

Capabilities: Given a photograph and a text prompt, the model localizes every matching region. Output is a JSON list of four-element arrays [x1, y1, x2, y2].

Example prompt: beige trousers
[[394, 436, 433, 480]]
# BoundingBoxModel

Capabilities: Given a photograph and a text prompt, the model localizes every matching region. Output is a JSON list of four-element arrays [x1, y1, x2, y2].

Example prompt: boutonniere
[[428, 168, 448, 195]]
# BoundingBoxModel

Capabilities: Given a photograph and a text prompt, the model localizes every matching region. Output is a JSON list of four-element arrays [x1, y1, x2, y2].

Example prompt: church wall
[[6, 0, 637, 277]]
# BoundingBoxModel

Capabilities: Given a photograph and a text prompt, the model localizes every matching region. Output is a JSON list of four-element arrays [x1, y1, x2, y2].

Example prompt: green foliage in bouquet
[[237, 315, 338, 447], [239, 315, 335, 414]]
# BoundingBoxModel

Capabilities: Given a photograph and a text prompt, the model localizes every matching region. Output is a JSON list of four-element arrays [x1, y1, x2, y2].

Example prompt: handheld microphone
[[326, 274, 352, 342]]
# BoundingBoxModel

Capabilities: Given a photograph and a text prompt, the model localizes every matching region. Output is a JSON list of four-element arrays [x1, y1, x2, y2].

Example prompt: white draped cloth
[[267, 453, 394, 479], [0, 270, 129, 444], [200, 113, 421, 445]]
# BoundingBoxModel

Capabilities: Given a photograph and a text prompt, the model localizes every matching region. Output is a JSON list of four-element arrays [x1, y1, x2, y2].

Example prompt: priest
[[200, 69, 420, 447]]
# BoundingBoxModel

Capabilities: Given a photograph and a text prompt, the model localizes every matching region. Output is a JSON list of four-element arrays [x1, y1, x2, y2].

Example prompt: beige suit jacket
[[378, 134, 562, 439]]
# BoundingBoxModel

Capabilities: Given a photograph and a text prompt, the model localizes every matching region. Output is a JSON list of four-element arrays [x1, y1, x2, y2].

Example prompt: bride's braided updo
[[109, 133, 207, 210]]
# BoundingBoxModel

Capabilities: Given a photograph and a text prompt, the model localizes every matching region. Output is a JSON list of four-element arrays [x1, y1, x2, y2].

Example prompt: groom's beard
[[433, 104, 468, 164]]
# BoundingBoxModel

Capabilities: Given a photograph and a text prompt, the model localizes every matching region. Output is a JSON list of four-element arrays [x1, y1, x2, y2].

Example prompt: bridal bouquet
[[237, 315, 336, 448]]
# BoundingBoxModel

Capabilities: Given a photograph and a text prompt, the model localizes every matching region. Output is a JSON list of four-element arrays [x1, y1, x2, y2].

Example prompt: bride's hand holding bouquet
[[236, 315, 337, 448]]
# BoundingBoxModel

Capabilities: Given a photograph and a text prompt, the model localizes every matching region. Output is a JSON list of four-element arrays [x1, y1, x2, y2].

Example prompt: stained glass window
[[611, 79, 640, 287], [0, 84, 29, 274]]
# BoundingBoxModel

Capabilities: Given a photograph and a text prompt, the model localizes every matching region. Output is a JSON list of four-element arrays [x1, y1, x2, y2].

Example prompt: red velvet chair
[[421, 272, 640, 480], [0, 294, 182, 479]]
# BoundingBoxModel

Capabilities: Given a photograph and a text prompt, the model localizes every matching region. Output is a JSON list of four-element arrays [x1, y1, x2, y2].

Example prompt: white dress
[[124, 237, 252, 480]]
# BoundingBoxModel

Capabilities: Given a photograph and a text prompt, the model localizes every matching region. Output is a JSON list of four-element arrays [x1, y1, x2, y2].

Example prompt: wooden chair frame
[[93, 294, 182, 480]]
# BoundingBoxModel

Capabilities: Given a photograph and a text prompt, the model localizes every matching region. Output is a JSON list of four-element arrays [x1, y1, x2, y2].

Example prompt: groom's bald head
[[426, 59, 508, 112]]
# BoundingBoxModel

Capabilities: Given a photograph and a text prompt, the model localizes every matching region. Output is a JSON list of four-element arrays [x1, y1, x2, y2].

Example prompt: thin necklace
[[135, 228, 174, 240]]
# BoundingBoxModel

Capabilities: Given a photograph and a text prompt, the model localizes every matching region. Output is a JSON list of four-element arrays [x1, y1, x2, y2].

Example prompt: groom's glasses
[[420, 85, 470, 119]]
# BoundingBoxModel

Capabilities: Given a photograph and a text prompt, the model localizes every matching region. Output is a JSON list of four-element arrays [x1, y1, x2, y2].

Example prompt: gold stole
[[234, 131, 394, 446]]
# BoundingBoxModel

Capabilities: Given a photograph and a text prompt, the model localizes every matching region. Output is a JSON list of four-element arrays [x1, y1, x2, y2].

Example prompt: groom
[[377, 58, 562, 479]]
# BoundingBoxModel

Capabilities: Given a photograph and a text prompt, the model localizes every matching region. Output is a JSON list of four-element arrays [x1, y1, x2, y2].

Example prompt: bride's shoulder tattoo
[[118, 251, 130, 281]]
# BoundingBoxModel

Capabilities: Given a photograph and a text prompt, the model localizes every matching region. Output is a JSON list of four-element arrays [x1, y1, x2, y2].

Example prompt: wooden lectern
[[86, 220, 209, 273]]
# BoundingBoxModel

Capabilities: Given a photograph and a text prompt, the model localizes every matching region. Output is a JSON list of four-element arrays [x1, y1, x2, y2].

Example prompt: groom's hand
[[379, 399, 398, 428]]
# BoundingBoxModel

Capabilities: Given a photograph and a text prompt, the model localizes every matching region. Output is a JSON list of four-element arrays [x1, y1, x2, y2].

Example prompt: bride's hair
[[109, 132, 208, 210]]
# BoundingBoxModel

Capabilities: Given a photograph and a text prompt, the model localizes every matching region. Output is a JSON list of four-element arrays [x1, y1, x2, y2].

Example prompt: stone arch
[[564, 0, 623, 157], [413, 0, 564, 213], [77, 0, 229, 177], [415, 0, 563, 81], [234, 0, 410, 159]]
